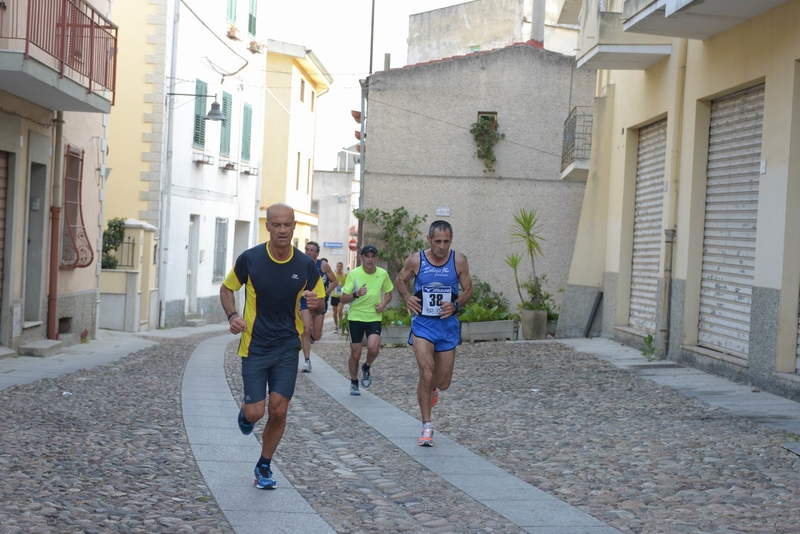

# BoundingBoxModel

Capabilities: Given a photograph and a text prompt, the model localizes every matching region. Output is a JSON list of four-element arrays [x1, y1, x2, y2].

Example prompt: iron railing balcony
[[0, 0, 118, 113], [561, 106, 593, 181]]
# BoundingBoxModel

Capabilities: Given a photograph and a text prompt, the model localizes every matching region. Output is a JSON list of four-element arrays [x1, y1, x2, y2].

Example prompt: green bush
[[101, 217, 126, 269], [470, 276, 510, 313], [381, 306, 411, 327], [519, 274, 560, 321], [458, 302, 511, 323]]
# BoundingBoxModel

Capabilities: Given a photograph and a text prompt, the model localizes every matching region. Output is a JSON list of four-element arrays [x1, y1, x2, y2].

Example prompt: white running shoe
[[418, 422, 434, 446], [301, 359, 312, 373]]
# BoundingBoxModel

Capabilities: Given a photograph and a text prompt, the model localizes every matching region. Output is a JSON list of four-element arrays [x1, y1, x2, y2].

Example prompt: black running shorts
[[241, 349, 299, 403]]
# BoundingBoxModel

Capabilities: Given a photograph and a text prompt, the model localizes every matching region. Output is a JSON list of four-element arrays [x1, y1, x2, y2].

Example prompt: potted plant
[[380, 306, 412, 344], [457, 276, 516, 342], [508, 208, 548, 340]]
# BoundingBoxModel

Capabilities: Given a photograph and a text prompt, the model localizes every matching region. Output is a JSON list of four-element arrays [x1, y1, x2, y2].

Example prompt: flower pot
[[381, 325, 410, 345], [521, 309, 547, 340], [467, 320, 516, 342]]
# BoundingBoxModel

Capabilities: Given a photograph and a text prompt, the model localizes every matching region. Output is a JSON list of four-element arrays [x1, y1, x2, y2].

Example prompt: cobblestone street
[[1, 327, 799, 533]]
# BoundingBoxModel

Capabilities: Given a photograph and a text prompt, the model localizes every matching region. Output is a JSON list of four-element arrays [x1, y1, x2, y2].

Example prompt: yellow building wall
[[105, 0, 156, 223]]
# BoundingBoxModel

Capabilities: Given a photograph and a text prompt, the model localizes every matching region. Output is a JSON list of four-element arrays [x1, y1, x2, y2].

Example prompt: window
[[311, 200, 319, 215], [193, 79, 207, 148], [61, 146, 94, 268], [213, 218, 228, 282], [307, 158, 311, 194], [248, 0, 257, 36], [296, 152, 301, 190], [311, 90, 315, 112], [478, 111, 497, 124], [220, 92, 232, 156], [226, 0, 236, 22], [241, 103, 252, 161], [300, 79, 305, 102]]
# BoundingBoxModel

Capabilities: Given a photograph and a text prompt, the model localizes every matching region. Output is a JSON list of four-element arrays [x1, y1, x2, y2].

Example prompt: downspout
[[356, 78, 367, 262], [659, 38, 688, 359], [159, 0, 181, 328], [47, 111, 65, 340]]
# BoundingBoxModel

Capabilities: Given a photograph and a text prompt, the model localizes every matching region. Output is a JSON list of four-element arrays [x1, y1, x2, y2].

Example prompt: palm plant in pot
[[507, 208, 548, 340]]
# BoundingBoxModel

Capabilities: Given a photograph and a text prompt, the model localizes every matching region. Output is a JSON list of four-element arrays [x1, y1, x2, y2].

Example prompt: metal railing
[[113, 236, 136, 269], [0, 0, 118, 103], [561, 106, 593, 172]]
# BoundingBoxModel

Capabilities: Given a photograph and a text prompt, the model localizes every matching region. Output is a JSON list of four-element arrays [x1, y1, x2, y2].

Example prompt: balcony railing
[[561, 106, 593, 172], [0, 0, 118, 103]]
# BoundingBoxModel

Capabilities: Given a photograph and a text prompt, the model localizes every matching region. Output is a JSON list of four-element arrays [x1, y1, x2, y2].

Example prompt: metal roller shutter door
[[698, 84, 764, 359], [628, 119, 667, 333]]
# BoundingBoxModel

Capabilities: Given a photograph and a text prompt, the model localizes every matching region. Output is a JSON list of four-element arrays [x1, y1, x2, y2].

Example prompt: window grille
[[227, 0, 236, 21], [193, 79, 207, 148], [241, 103, 252, 161], [248, 0, 257, 36], [61, 147, 94, 268], [220, 92, 232, 156]]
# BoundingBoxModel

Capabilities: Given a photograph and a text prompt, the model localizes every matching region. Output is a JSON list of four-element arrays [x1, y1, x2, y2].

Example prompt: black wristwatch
[[453, 301, 460, 312], [353, 292, 359, 299]]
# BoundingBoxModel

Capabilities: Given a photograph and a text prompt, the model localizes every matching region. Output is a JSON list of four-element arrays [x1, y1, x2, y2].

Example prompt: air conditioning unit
[[192, 152, 214, 165]]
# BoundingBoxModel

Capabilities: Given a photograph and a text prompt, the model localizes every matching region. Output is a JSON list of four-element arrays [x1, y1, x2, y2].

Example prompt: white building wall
[[161, 0, 265, 327]]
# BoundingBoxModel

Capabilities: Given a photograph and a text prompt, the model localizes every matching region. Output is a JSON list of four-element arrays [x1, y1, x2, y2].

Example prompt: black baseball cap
[[360, 245, 378, 255]]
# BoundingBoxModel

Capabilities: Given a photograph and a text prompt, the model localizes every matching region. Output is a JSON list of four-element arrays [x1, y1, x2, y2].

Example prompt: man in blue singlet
[[396, 220, 473, 446], [299, 241, 338, 372]]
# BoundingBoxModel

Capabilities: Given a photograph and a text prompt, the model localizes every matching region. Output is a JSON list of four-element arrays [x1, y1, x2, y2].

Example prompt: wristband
[[353, 292, 359, 299], [227, 311, 238, 321], [453, 301, 460, 312]]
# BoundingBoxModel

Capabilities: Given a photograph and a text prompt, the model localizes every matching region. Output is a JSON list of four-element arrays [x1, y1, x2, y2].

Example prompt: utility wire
[[180, 0, 249, 81], [369, 98, 562, 159]]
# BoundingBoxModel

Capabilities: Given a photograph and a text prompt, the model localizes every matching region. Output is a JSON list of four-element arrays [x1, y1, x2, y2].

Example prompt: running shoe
[[418, 422, 434, 447], [237, 409, 254, 435], [254, 464, 276, 489], [350, 382, 361, 396], [334, 326, 339, 333], [431, 387, 438, 408], [360, 364, 372, 388], [302, 359, 312, 373]]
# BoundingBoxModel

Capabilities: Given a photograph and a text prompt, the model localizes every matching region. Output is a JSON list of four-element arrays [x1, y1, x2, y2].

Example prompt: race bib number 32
[[421, 285, 452, 316]]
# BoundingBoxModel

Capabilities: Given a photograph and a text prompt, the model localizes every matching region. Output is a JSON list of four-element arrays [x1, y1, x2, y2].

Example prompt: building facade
[[106, 0, 267, 328], [557, 0, 800, 399], [0, 0, 118, 353], [363, 42, 596, 309], [407, 0, 578, 63], [259, 39, 332, 248]]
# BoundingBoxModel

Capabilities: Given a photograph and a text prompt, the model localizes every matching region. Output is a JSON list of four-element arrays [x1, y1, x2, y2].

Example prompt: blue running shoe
[[238, 409, 254, 435], [360, 364, 372, 388], [350, 382, 361, 396], [254, 464, 276, 489]]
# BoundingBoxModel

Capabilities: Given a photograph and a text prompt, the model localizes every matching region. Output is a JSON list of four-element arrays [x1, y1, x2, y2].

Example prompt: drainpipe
[[659, 38, 688, 359], [47, 111, 65, 340], [158, 0, 181, 328]]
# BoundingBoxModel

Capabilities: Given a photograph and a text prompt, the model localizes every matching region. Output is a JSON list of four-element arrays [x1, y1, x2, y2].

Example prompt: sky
[[264, 0, 466, 170]]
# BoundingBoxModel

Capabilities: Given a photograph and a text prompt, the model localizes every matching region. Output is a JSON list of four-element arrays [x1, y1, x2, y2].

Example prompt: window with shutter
[[220, 92, 232, 156], [213, 218, 228, 282], [193, 79, 207, 148], [296, 152, 301, 190], [241, 103, 252, 161], [227, 0, 236, 22], [61, 147, 94, 269], [248, 0, 257, 36]]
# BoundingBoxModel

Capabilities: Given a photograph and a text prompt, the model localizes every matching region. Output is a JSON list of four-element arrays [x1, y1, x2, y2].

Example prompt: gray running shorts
[[241, 349, 299, 404]]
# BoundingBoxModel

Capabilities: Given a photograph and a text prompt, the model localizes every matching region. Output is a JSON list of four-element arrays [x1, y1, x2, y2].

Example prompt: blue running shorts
[[241, 349, 299, 403], [409, 315, 461, 352]]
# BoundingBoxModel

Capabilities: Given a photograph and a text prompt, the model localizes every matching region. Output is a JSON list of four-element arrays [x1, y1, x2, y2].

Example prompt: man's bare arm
[[455, 252, 473, 306], [395, 253, 421, 315], [323, 263, 338, 295], [220, 285, 246, 334]]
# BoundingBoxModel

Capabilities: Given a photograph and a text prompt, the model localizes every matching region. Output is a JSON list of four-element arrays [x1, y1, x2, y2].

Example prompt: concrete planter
[[520, 309, 547, 340], [463, 320, 517, 342], [381, 325, 411, 345], [547, 319, 558, 337]]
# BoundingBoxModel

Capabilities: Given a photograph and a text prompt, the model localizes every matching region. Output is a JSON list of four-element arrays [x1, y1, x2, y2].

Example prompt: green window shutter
[[193, 79, 207, 148], [220, 92, 232, 156], [241, 103, 252, 161], [248, 0, 257, 36], [227, 0, 236, 22]]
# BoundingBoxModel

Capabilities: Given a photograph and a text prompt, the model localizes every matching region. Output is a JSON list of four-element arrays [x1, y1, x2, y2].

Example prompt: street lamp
[[166, 93, 226, 121]]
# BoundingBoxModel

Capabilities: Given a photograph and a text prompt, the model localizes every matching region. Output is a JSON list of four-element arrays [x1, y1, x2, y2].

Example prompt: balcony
[[555, 0, 583, 25], [623, 0, 789, 41], [0, 0, 118, 113], [561, 106, 593, 181], [577, 4, 671, 70]]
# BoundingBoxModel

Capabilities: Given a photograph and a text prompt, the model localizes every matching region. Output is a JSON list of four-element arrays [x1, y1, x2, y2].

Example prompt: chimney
[[531, 0, 546, 44]]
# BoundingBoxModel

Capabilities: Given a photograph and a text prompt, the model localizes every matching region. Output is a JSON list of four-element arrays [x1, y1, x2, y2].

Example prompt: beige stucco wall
[[365, 43, 596, 310], [565, 0, 800, 373]]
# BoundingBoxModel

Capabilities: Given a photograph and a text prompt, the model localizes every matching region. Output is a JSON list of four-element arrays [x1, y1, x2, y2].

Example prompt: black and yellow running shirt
[[223, 244, 325, 357]]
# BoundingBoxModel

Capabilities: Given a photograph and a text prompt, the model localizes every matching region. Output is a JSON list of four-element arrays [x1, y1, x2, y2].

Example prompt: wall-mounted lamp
[[166, 93, 226, 121]]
